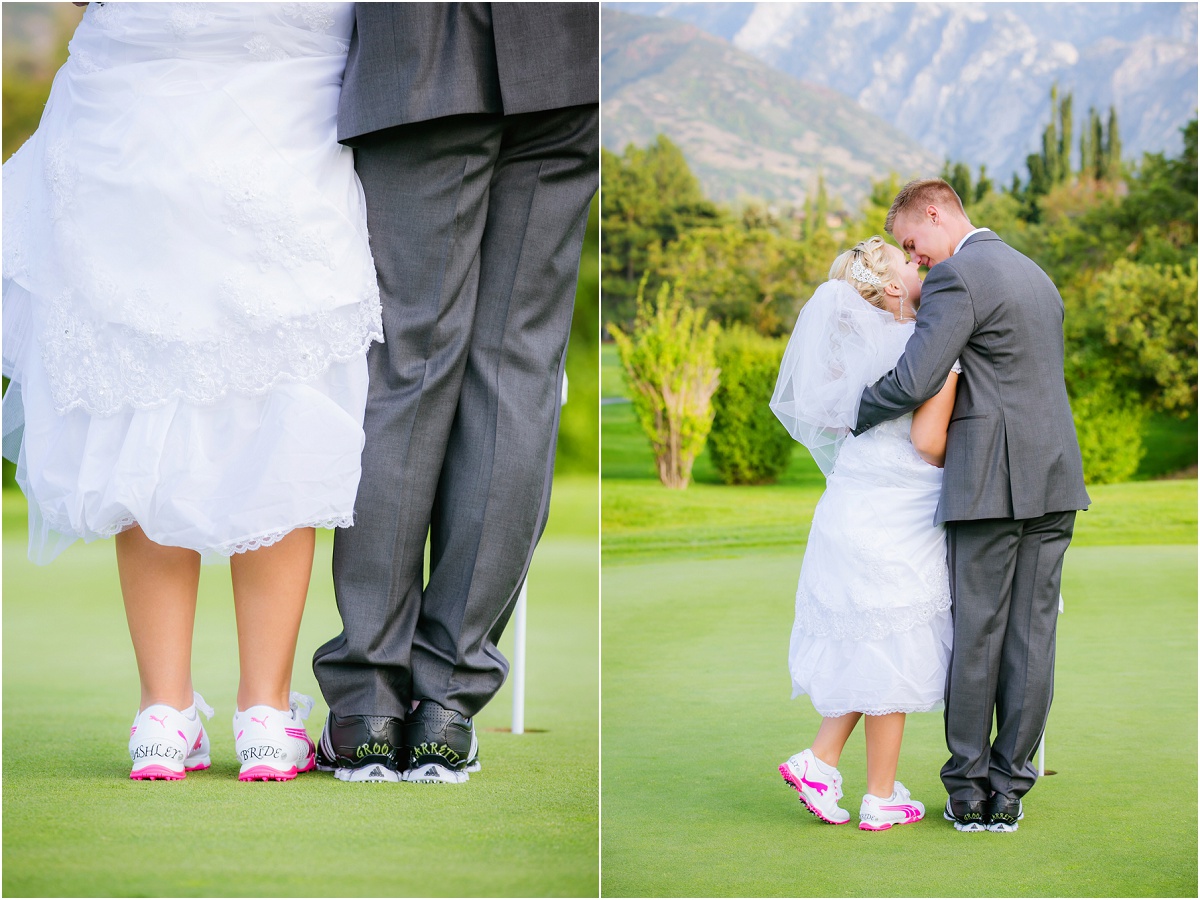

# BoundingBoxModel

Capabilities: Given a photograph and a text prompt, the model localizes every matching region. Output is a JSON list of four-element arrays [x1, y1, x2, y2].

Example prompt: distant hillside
[[601, 9, 942, 208], [617, 2, 1198, 182]]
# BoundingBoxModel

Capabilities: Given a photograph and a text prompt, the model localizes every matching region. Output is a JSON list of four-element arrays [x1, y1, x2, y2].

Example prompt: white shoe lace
[[192, 691, 215, 720], [288, 692, 314, 721]]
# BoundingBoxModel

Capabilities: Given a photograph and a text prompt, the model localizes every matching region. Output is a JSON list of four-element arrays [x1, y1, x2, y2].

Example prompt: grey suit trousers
[[312, 106, 599, 719], [942, 510, 1076, 802]]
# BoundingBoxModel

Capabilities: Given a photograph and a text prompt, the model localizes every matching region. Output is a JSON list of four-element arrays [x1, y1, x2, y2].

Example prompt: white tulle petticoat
[[2, 2, 383, 562], [787, 415, 954, 717]]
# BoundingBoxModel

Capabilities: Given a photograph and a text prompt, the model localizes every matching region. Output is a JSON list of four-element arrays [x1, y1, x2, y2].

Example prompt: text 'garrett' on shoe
[[986, 797, 1024, 832], [317, 712, 406, 783], [403, 700, 479, 784]]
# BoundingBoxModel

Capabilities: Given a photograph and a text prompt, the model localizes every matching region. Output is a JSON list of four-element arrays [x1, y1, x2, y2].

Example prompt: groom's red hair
[[886, 179, 966, 235]]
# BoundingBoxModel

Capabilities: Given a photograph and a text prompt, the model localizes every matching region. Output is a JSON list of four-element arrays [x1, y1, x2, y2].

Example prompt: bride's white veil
[[770, 279, 913, 475]]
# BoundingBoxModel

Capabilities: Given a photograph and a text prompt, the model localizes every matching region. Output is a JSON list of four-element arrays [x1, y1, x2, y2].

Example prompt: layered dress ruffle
[[2, 2, 383, 561]]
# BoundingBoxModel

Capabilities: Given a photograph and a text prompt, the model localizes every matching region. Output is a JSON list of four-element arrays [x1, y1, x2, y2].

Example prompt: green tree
[[802, 173, 830, 240], [1087, 258, 1198, 414], [654, 221, 818, 336], [1104, 106, 1122, 181], [608, 280, 721, 489], [556, 197, 601, 474], [708, 327, 793, 484], [601, 136, 723, 329]]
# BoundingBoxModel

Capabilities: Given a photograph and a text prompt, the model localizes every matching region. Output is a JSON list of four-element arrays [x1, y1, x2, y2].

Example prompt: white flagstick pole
[[511, 581, 528, 735], [511, 371, 569, 735], [1039, 594, 1065, 778]]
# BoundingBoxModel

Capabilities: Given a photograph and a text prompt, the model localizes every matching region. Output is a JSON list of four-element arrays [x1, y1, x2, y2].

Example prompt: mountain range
[[608, 1, 1198, 197], [602, 8, 942, 208]]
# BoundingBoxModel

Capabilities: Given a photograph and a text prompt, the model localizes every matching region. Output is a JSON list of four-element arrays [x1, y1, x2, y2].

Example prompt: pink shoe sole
[[239, 765, 299, 782], [184, 761, 210, 773], [130, 765, 185, 781], [860, 812, 924, 832], [297, 754, 316, 774], [779, 764, 848, 825]]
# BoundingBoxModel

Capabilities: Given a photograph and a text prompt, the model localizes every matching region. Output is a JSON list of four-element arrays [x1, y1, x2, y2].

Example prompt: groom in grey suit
[[855, 179, 1090, 830], [312, 2, 598, 784]]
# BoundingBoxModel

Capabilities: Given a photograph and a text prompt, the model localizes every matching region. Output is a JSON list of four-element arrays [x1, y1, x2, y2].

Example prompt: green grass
[[600, 343, 626, 401], [3, 476, 599, 898], [600, 544, 1197, 897]]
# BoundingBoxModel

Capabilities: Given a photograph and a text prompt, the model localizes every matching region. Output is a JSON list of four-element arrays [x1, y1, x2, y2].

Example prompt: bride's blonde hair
[[828, 236, 895, 311]]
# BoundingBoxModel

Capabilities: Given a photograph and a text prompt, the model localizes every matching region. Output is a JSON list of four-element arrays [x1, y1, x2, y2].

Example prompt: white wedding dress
[[2, 2, 383, 562], [772, 281, 953, 717]]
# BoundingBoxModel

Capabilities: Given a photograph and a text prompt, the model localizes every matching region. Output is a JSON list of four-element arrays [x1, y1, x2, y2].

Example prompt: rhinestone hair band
[[850, 257, 883, 287]]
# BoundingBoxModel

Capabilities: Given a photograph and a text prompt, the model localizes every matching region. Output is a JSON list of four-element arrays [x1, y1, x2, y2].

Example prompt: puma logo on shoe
[[149, 714, 169, 729], [800, 759, 829, 795], [251, 715, 270, 729]]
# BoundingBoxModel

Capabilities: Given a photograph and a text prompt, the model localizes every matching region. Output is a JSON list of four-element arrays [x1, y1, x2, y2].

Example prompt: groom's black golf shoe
[[316, 712, 406, 783], [943, 798, 988, 832], [403, 700, 480, 784], [985, 797, 1024, 832]]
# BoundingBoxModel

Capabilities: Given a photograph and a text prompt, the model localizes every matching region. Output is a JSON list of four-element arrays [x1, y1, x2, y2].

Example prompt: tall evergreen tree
[[1058, 92, 1074, 182], [1104, 106, 1122, 180]]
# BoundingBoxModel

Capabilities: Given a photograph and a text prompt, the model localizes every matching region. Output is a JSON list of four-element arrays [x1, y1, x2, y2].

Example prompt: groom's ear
[[925, 204, 940, 224]]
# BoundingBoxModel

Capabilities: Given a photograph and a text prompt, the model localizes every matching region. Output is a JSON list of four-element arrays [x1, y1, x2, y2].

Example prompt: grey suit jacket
[[338, 2, 600, 143], [854, 231, 1090, 524]]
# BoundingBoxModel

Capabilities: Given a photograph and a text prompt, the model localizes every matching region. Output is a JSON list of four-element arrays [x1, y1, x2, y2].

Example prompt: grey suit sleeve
[[852, 263, 975, 435]]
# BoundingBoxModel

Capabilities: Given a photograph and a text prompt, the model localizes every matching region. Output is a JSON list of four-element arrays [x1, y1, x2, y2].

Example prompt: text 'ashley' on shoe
[[129, 692, 214, 781]]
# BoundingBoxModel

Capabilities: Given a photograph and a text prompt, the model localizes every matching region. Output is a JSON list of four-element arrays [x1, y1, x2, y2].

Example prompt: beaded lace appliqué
[[167, 3, 215, 38], [70, 47, 103, 75], [244, 35, 289, 61], [89, 3, 123, 31], [206, 162, 334, 271], [281, 3, 338, 32], [43, 141, 77, 221]]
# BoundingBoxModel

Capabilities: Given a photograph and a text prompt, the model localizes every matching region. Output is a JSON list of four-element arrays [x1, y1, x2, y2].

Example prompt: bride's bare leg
[[116, 525, 201, 712], [864, 712, 906, 797], [229, 528, 314, 711], [811, 712, 862, 766]]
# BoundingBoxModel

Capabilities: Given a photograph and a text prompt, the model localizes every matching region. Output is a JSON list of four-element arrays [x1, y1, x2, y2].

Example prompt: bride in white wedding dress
[[2, 2, 382, 781], [770, 236, 958, 830]]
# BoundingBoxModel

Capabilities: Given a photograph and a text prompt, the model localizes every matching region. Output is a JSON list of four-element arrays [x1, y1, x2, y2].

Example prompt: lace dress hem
[[811, 700, 945, 718], [37, 510, 355, 557]]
